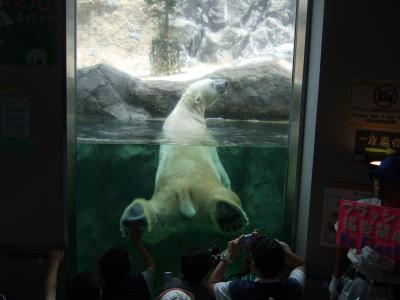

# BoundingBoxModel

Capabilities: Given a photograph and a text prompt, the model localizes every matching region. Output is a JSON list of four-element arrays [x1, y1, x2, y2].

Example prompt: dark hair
[[67, 272, 101, 300], [99, 247, 131, 285], [250, 236, 285, 278], [181, 248, 213, 285]]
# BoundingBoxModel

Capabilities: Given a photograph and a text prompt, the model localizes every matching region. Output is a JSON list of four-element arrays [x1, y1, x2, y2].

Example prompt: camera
[[208, 244, 221, 266], [242, 233, 256, 247]]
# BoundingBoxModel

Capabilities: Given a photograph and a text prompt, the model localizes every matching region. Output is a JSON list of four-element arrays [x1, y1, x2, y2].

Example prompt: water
[[77, 116, 288, 147], [76, 118, 289, 295], [76, 0, 296, 295]]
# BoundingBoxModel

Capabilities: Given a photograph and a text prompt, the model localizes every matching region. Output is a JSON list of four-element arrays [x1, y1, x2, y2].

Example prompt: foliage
[[150, 38, 181, 75], [146, 0, 181, 75]]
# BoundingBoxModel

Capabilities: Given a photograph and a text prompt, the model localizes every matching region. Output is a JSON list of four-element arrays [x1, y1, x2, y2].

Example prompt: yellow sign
[[0, 81, 17, 95], [348, 81, 400, 130]]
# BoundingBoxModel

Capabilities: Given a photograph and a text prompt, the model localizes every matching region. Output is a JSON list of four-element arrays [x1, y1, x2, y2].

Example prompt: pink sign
[[336, 199, 400, 260]]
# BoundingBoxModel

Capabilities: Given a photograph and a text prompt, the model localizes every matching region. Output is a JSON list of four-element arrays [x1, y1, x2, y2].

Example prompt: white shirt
[[213, 269, 306, 300]]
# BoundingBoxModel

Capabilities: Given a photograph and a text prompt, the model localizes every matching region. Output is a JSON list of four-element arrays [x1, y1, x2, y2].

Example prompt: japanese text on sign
[[337, 200, 400, 260], [349, 82, 400, 130], [354, 130, 400, 162]]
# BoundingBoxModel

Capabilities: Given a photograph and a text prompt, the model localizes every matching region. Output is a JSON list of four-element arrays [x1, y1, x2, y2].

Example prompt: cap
[[370, 151, 400, 181], [159, 289, 194, 300]]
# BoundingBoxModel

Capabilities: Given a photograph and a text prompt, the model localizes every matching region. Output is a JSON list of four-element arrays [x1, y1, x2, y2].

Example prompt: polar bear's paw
[[120, 200, 148, 236], [215, 202, 248, 233]]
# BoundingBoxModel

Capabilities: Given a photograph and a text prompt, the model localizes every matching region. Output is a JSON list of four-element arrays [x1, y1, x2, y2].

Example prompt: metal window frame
[[284, 0, 312, 246], [66, 0, 312, 270], [66, 0, 77, 274]]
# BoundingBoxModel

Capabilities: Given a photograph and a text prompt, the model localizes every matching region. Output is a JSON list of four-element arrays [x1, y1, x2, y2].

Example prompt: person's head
[[98, 247, 131, 286], [67, 272, 102, 300], [250, 236, 285, 279], [181, 248, 213, 285], [370, 151, 400, 207]]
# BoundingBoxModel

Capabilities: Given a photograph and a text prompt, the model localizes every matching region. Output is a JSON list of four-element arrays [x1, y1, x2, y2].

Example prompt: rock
[[77, 64, 150, 120], [77, 0, 296, 73], [77, 58, 291, 121]]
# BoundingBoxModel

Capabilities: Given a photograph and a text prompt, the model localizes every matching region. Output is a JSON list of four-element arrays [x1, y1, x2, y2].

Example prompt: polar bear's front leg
[[120, 198, 158, 238], [209, 187, 248, 233], [210, 147, 231, 189]]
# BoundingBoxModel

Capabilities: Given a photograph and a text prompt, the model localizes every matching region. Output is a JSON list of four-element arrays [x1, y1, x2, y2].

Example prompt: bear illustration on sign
[[120, 78, 248, 243]]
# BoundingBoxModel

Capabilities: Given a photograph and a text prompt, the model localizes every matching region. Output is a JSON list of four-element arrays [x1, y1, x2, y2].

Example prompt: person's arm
[[328, 246, 349, 300], [235, 253, 251, 278], [276, 240, 305, 271], [45, 250, 64, 300], [208, 235, 244, 286], [286, 252, 305, 273], [333, 246, 349, 278], [129, 225, 156, 273], [208, 259, 230, 285]]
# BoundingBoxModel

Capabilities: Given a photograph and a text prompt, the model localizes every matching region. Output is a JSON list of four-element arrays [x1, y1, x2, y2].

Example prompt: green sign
[[0, 0, 55, 66]]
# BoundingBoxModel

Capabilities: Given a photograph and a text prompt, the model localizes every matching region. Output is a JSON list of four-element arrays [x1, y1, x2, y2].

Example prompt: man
[[99, 225, 156, 300], [329, 151, 400, 300], [208, 233, 305, 300]]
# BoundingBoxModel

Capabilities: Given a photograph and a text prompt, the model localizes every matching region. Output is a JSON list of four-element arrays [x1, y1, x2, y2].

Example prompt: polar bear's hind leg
[[209, 187, 248, 233], [216, 202, 248, 232]]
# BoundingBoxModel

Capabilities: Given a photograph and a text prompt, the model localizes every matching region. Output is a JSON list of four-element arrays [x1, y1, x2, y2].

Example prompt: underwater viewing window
[[69, 0, 310, 294]]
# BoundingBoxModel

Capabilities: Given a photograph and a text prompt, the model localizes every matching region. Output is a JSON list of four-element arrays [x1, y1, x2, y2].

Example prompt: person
[[45, 250, 102, 300], [159, 247, 216, 300], [99, 224, 155, 300], [67, 272, 102, 300], [329, 151, 400, 300], [0, 253, 6, 300], [45, 250, 65, 300], [207, 232, 306, 300]]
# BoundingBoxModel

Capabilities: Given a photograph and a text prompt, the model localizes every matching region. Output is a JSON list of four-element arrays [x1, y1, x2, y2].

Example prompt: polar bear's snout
[[212, 78, 230, 93]]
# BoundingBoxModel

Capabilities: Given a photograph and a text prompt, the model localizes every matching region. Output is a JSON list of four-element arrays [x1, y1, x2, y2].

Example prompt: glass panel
[[76, 0, 297, 294]]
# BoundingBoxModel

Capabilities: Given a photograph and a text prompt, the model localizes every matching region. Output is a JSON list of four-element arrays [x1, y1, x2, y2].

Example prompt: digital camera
[[208, 244, 221, 266], [242, 233, 256, 247]]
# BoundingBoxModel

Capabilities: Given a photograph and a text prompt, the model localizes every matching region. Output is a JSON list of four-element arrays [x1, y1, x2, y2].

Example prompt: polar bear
[[120, 78, 248, 243]]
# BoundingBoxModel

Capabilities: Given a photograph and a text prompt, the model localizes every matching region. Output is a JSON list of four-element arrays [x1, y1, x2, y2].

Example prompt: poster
[[0, 0, 55, 66], [320, 184, 373, 248], [0, 96, 32, 149], [348, 81, 400, 130], [337, 200, 400, 260]]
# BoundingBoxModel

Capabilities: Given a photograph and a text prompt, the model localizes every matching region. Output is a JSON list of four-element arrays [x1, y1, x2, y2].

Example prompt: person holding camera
[[207, 232, 305, 300]]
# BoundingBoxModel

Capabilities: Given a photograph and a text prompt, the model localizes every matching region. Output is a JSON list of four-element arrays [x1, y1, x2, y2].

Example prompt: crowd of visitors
[[2, 152, 399, 299], [41, 226, 305, 300]]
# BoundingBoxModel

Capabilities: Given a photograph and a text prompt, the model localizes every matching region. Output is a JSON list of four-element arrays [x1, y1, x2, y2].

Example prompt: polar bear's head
[[178, 78, 229, 115], [163, 78, 229, 141]]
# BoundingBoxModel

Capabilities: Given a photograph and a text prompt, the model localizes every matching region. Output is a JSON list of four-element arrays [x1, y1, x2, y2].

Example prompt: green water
[[76, 143, 289, 296]]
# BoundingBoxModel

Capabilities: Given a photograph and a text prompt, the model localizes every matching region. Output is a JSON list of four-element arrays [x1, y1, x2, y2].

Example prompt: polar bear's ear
[[194, 96, 201, 104]]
